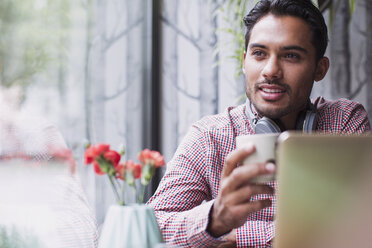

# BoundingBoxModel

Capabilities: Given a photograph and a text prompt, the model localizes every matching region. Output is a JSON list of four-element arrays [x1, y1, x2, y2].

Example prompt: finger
[[246, 198, 272, 213], [217, 241, 236, 248], [225, 184, 274, 205], [222, 229, 236, 243], [224, 162, 275, 191], [234, 199, 272, 217], [222, 145, 255, 179], [221, 199, 272, 229]]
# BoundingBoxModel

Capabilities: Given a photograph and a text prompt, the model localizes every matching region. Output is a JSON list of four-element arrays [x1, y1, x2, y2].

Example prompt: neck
[[280, 101, 311, 130], [280, 111, 300, 130]]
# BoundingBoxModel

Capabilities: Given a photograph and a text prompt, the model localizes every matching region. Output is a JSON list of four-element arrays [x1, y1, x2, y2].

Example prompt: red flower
[[84, 143, 110, 164], [84, 146, 95, 164], [150, 151, 165, 168], [115, 161, 141, 180], [138, 149, 165, 168], [94, 144, 110, 155], [93, 161, 105, 175], [116, 163, 125, 180], [137, 149, 151, 164], [104, 150, 121, 167], [82, 143, 166, 205], [126, 160, 141, 179], [84, 154, 93, 164]]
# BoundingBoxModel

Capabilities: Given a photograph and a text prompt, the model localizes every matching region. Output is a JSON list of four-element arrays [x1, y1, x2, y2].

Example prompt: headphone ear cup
[[303, 111, 317, 132], [296, 110, 317, 132], [295, 111, 306, 131], [255, 117, 282, 134]]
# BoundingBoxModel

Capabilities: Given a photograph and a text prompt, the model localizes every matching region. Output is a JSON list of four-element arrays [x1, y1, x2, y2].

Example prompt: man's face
[[244, 14, 324, 122]]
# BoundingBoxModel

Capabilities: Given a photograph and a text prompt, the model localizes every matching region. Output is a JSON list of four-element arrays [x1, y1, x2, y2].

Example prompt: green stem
[[114, 177, 122, 191], [121, 182, 125, 203], [108, 174, 124, 205], [115, 179, 125, 205], [133, 182, 138, 203], [139, 185, 146, 204]]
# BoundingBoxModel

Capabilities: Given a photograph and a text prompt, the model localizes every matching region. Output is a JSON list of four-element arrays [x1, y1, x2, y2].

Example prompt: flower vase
[[98, 204, 163, 248]]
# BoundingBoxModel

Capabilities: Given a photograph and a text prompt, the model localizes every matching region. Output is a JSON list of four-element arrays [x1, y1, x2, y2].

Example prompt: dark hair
[[243, 0, 328, 61]]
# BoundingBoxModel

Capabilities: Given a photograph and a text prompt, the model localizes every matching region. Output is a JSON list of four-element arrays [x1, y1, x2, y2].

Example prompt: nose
[[262, 56, 282, 80]]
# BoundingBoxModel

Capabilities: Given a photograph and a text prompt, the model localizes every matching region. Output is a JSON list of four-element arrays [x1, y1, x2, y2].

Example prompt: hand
[[217, 229, 236, 248], [207, 145, 275, 237]]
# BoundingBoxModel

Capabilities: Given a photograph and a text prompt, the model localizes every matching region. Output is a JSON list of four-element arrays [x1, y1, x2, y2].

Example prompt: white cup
[[236, 133, 279, 183]]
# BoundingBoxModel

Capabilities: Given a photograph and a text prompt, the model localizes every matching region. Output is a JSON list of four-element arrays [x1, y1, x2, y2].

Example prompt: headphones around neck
[[245, 99, 317, 134]]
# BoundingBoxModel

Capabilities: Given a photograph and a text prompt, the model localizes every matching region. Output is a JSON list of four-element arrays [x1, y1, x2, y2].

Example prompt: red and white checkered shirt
[[148, 97, 370, 248]]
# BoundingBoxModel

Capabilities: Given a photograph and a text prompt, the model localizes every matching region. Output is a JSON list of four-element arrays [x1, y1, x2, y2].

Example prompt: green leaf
[[141, 163, 154, 186], [125, 171, 135, 186], [349, 0, 355, 15], [311, 0, 319, 8], [0, 0, 72, 91]]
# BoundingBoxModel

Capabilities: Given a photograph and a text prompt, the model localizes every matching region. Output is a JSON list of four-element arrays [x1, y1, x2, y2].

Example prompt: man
[[148, 0, 370, 247]]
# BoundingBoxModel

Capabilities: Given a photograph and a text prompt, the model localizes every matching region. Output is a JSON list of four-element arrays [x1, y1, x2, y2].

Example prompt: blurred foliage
[[311, 0, 319, 7], [0, 225, 46, 248], [217, 0, 357, 76], [217, 0, 252, 78], [217, 0, 358, 104], [0, 0, 71, 91], [329, 0, 356, 29]]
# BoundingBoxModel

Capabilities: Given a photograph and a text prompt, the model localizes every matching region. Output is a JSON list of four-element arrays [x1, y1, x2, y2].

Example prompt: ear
[[314, 57, 329, 82], [242, 52, 246, 74]]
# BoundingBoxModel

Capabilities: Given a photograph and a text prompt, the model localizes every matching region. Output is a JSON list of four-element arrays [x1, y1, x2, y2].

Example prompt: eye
[[284, 53, 300, 60], [251, 50, 266, 59]]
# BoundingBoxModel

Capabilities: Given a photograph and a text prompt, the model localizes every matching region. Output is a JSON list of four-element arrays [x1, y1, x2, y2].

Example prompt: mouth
[[260, 87, 285, 93], [258, 84, 286, 101]]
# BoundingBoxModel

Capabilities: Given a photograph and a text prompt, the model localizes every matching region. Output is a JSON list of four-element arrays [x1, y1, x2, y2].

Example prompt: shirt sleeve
[[56, 174, 99, 248], [147, 125, 226, 247], [341, 100, 371, 133], [314, 97, 371, 134], [148, 122, 276, 247], [236, 221, 274, 248], [152, 201, 225, 247]]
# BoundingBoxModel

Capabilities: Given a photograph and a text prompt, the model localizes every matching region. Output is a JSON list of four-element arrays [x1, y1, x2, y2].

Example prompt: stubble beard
[[246, 79, 295, 119], [252, 100, 293, 119]]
